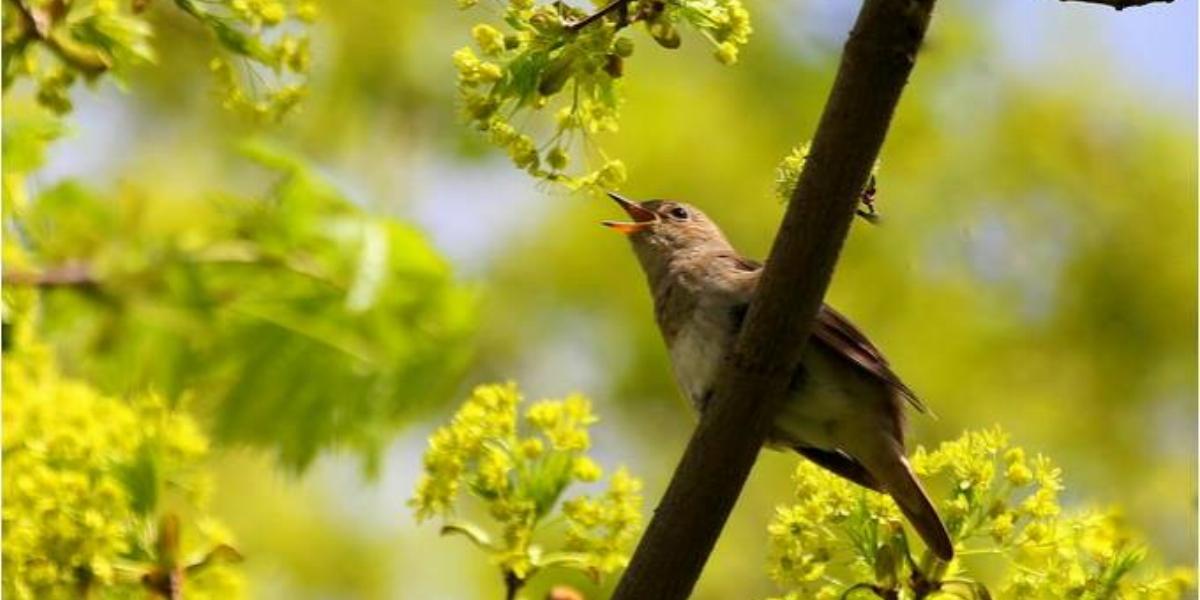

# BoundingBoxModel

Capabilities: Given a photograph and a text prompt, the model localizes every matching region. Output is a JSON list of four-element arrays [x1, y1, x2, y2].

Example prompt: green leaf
[[21, 153, 477, 472], [440, 520, 496, 551], [1, 104, 65, 174], [119, 445, 161, 517], [343, 221, 389, 312], [521, 451, 574, 520], [531, 551, 593, 571], [874, 543, 897, 589], [186, 544, 245, 576]]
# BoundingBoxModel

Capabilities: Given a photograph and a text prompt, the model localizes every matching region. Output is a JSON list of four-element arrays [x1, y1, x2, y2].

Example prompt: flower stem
[[504, 570, 525, 600]]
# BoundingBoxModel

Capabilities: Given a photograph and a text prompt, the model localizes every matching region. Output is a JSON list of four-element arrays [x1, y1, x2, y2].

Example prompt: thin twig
[[840, 582, 885, 599], [503, 570, 524, 600], [2, 0, 110, 74], [5, 264, 98, 287], [1056, 0, 1172, 9], [567, 0, 631, 32]]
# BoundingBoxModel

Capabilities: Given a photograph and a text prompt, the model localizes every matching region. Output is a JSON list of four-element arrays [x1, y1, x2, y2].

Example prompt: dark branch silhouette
[[610, 0, 938, 597]]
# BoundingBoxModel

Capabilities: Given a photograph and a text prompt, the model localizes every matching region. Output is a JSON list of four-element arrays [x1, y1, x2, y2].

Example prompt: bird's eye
[[667, 206, 689, 220]]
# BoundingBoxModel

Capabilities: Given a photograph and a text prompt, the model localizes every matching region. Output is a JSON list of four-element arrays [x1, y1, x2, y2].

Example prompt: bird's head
[[602, 192, 733, 279]]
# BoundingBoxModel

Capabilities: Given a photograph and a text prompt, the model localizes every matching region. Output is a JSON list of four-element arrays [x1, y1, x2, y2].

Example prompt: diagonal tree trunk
[[611, 0, 938, 597]]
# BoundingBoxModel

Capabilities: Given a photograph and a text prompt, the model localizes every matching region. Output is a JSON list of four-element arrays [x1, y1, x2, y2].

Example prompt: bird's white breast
[[668, 310, 735, 411]]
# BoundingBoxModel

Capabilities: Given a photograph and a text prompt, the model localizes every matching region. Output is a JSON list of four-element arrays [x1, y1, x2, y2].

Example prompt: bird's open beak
[[602, 192, 657, 235]]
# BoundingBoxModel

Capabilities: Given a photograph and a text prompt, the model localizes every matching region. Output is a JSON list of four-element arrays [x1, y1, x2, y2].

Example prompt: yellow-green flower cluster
[[1, 0, 314, 121], [2, 342, 243, 598], [665, 0, 752, 64], [766, 460, 904, 598], [526, 393, 596, 451], [1002, 511, 1193, 598], [453, 1, 626, 189], [562, 467, 643, 573], [3, 358, 136, 596], [765, 428, 1195, 600], [774, 142, 812, 203], [412, 382, 520, 519], [226, 0, 312, 28], [774, 140, 880, 203], [909, 427, 1062, 546], [411, 382, 643, 585], [181, 0, 316, 122], [454, 0, 751, 190]]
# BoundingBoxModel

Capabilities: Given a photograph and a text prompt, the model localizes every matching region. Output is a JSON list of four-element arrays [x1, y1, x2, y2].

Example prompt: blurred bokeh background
[[6, 0, 1196, 597]]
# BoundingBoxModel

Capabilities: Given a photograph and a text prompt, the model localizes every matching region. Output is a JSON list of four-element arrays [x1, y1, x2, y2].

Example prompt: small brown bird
[[603, 192, 954, 561]]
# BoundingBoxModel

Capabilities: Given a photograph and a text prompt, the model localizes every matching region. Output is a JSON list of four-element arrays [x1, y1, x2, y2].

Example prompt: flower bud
[[529, 10, 561, 33], [603, 54, 623, 78], [714, 42, 738, 65], [613, 37, 635, 57], [472, 24, 506, 56], [547, 147, 569, 171], [538, 55, 574, 96], [648, 21, 681, 49], [596, 160, 627, 187], [572, 457, 603, 482]]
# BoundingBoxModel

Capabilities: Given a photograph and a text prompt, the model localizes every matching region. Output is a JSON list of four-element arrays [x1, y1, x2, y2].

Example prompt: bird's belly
[[772, 373, 853, 450], [668, 319, 892, 454], [668, 321, 728, 411], [772, 346, 892, 452]]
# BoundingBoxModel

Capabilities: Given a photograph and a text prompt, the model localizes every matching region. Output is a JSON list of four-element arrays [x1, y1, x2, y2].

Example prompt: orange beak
[[602, 192, 657, 234]]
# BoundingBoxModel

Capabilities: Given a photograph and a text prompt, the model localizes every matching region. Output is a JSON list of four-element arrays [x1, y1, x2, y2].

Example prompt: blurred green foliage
[[4, 106, 476, 470], [1, 0, 1195, 597]]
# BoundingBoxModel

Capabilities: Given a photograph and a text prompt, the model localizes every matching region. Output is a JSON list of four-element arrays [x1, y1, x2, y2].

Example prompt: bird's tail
[[878, 453, 955, 561]]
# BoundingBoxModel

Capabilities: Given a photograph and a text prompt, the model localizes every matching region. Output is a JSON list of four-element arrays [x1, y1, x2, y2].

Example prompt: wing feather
[[717, 254, 926, 414], [813, 304, 927, 413]]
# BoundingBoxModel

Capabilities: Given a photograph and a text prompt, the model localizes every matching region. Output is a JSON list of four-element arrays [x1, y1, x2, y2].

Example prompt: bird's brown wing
[[717, 253, 925, 413], [813, 304, 927, 413]]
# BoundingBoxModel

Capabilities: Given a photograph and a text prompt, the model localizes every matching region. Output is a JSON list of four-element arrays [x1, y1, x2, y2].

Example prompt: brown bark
[[4, 264, 97, 287], [609, 0, 938, 598]]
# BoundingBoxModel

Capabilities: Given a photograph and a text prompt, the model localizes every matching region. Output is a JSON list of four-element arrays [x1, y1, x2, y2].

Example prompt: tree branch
[[503, 570, 523, 600], [3, 0, 111, 75], [5, 263, 98, 287], [1055, 0, 1172, 9], [609, 0, 937, 598]]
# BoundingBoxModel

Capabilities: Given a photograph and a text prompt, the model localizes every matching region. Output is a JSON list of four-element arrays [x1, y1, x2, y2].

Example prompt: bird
[[601, 191, 954, 561]]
